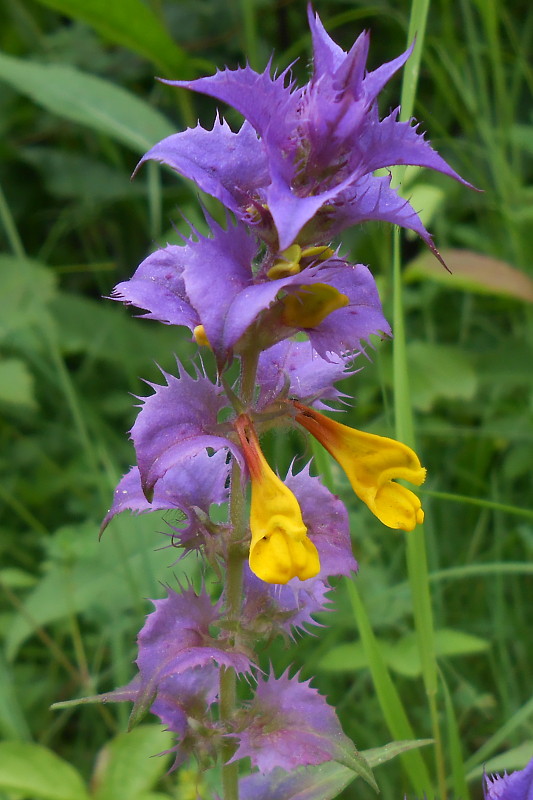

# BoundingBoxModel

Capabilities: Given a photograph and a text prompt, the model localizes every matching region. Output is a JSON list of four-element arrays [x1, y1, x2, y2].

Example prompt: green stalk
[[0, 180, 26, 259], [219, 348, 259, 800], [239, 0, 259, 71], [219, 456, 246, 800], [392, 1, 446, 797], [147, 161, 162, 242], [310, 439, 431, 792]]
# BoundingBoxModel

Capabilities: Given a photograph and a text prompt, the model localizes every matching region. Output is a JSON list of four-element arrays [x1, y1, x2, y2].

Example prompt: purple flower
[[484, 756, 533, 800], [128, 361, 243, 499], [99, 665, 224, 768], [256, 339, 356, 411], [231, 669, 359, 773], [241, 464, 356, 637], [100, 449, 230, 549], [136, 585, 251, 680], [112, 215, 389, 366], [117, 585, 252, 734], [140, 7, 470, 256], [90, 585, 254, 765]]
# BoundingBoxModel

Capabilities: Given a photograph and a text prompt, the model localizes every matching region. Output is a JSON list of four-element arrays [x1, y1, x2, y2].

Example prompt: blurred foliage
[[1, 0, 532, 798]]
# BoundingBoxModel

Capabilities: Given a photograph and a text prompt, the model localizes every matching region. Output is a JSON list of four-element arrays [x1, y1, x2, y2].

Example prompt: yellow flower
[[236, 415, 320, 584], [293, 403, 426, 532], [281, 283, 349, 329]]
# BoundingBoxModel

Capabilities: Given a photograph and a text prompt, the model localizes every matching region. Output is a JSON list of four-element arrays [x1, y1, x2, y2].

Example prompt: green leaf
[[336, 748, 377, 792], [0, 256, 57, 340], [466, 741, 533, 781], [0, 567, 37, 589], [362, 739, 434, 767], [0, 358, 37, 409], [134, 795, 170, 800], [319, 628, 490, 678], [380, 341, 477, 411], [405, 248, 533, 303], [5, 518, 197, 659], [32, 0, 191, 78], [404, 184, 445, 234], [0, 742, 89, 800], [241, 762, 364, 800], [254, 741, 432, 799], [0, 654, 32, 740], [20, 147, 145, 202], [0, 52, 174, 154], [408, 341, 477, 411], [92, 725, 173, 800], [48, 292, 195, 370]]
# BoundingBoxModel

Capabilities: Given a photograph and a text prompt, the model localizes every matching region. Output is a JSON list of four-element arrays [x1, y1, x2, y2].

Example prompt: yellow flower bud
[[293, 403, 426, 532], [236, 415, 320, 584], [193, 324, 211, 348], [267, 244, 302, 280], [300, 245, 335, 261]]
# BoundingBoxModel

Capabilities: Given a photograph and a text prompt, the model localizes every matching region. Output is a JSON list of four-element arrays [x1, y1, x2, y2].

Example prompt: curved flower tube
[[236, 415, 320, 584], [293, 402, 426, 531]]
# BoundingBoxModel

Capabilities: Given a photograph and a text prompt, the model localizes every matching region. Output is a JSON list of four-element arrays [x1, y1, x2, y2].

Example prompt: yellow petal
[[250, 529, 320, 584], [236, 415, 321, 584], [281, 283, 349, 328], [293, 403, 426, 532]]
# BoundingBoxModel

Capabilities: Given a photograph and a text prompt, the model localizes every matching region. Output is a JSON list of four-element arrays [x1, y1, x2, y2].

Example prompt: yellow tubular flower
[[236, 415, 320, 584], [281, 283, 349, 329], [293, 402, 426, 532]]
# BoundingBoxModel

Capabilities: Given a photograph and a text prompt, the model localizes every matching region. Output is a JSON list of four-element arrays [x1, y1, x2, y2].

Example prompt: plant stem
[[0, 180, 25, 259], [219, 347, 260, 800], [392, 1, 447, 796], [219, 456, 246, 800]]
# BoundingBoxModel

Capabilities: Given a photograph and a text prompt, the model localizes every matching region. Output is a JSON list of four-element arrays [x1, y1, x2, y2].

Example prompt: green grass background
[[0, 0, 532, 798]]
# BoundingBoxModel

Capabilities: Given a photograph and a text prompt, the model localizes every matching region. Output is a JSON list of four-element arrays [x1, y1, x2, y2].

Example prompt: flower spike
[[293, 402, 426, 531], [236, 415, 320, 584]]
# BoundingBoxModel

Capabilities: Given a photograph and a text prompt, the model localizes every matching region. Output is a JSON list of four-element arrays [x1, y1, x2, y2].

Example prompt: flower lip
[[235, 414, 320, 584], [293, 401, 426, 532]]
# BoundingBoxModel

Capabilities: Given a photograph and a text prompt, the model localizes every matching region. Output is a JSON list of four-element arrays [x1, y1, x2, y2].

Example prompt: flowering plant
[[92, 7, 468, 798]]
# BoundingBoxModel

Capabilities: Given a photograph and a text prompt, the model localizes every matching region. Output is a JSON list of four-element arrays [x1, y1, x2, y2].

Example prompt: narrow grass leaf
[[464, 695, 533, 774], [466, 742, 533, 782], [440, 670, 470, 800], [345, 579, 431, 794]]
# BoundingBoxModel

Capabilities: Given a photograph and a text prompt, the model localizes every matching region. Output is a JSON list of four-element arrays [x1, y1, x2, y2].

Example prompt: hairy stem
[[220, 347, 260, 800]]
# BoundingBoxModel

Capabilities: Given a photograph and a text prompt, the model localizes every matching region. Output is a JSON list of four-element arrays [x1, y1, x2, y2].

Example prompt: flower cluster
[[99, 7, 467, 797]]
